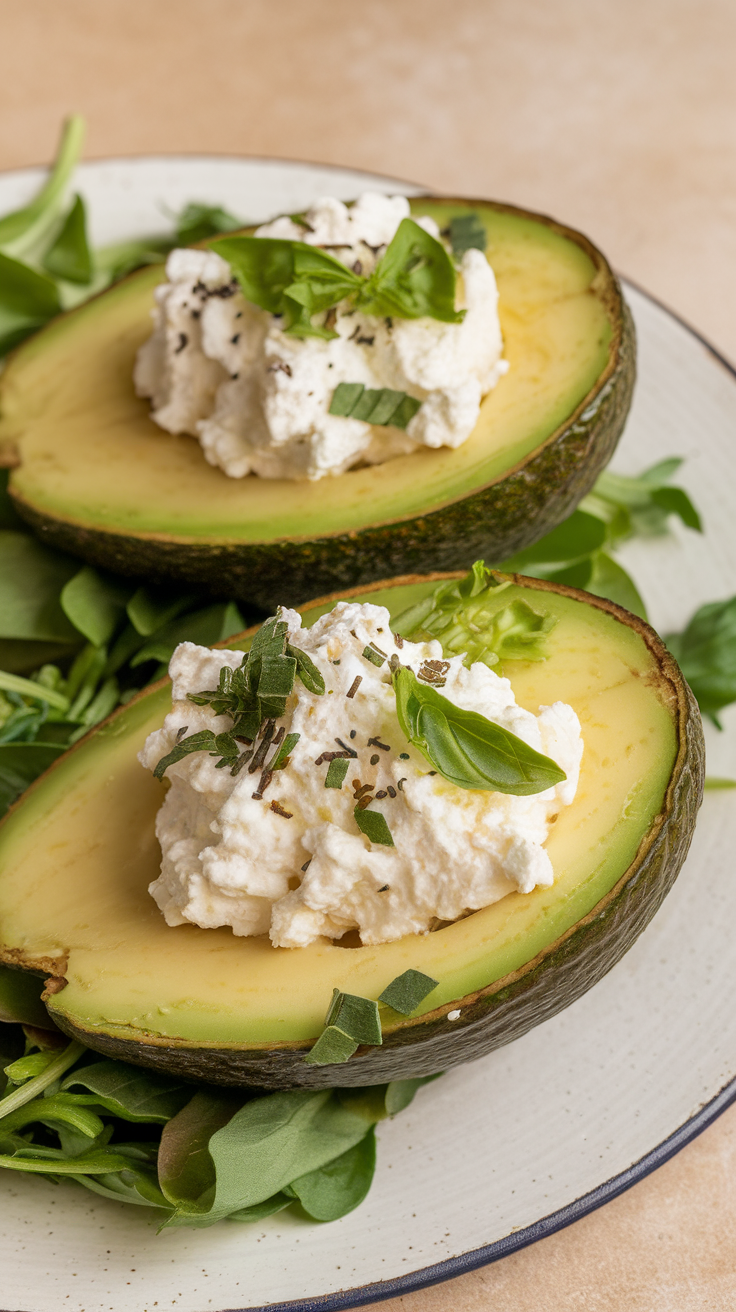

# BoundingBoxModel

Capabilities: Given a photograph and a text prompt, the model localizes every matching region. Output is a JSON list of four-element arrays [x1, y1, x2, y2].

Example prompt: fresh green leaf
[[666, 596, 736, 726], [325, 756, 349, 788], [131, 601, 244, 667], [0, 532, 81, 642], [393, 666, 566, 795], [359, 219, 464, 324], [379, 969, 438, 1015], [354, 805, 395, 846], [158, 1088, 242, 1215], [500, 511, 607, 572], [0, 1148, 139, 1176], [271, 731, 300, 771], [704, 777, 736, 789], [175, 202, 243, 246], [446, 212, 487, 257], [585, 552, 648, 619], [60, 566, 132, 646], [62, 1060, 192, 1123], [329, 383, 421, 429], [325, 989, 382, 1045], [126, 585, 195, 636], [303, 1027, 359, 1066], [0, 252, 62, 354], [288, 1127, 376, 1221], [0, 670, 68, 711], [226, 1192, 293, 1222], [287, 643, 325, 695], [212, 236, 361, 337], [42, 194, 93, 284], [0, 1040, 85, 1118]]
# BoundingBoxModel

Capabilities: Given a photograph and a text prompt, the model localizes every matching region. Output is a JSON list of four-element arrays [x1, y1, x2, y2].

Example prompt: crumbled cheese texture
[[134, 194, 508, 481], [139, 603, 583, 949]]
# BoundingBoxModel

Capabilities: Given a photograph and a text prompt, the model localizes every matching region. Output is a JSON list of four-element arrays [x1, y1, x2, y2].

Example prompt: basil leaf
[[212, 236, 361, 336], [288, 1126, 376, 1221], [42, 194, 93, 285], [393, 666, 565, 795], [359, 219, 464, 323], [666, 596, 736, 727], [354, 805, 395, 846], [379, 969, 438, 1015]]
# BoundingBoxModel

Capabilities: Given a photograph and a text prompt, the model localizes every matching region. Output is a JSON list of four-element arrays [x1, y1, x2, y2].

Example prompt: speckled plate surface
[[1, 157, 735, 1312]]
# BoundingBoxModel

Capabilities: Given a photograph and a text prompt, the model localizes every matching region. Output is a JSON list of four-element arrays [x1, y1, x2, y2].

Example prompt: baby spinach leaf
[[0, 531, 81, 643], [226, 1191, 293, 1222], [393, 666, 566, 795], [288, 1126, 376, 1221], [131, 601, 244, 667], [666, 596, 736, 727], [42, 194, 93, 285], [60, 566, 132, 646], [379, 969, 438, 1015], [158, 1088, 242, 1215], [0, 252, 61, 355], [62, 1060, 192, 1123]]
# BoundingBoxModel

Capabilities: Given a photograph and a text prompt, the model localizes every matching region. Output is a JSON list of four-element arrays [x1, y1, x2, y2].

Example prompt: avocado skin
[[8, 209, 635, 612], [45, 578, 703, 1089]]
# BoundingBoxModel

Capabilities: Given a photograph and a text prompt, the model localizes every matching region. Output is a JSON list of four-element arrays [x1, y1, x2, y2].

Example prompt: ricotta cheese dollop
[[139, 602, 583, 949], [134, 194, 508, 481]]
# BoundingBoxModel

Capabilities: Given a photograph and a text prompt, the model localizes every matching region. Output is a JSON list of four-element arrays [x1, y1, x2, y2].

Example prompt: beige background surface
[[2, 1, 736, 1307]]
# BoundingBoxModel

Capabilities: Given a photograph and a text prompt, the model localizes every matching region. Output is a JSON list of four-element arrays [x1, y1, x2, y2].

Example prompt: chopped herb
[[354, 806, 395, 846], [349, 729, 357, 739], [270, 800, 293, 818], [367, 735, 390, 751], [335, 736, 358, 757], [387, 785, 396, 798], [325, 757, 349, 788], [370, 753, 380, 765], [303, 1027, 358, 1066], [270, 731, 300, 771], [397, 779, 406, 791], [330, 383, 421, 430], [446, 212, 487, 257], [375, 789, 387, 799], [353, 783, 374, 799], [377, 884, 389, 893], [392, 667, 566, 795], [379, 969, 439, 1015], [362, 646, 386, 667], [346, 676, 362, 699], [324, 989, 382, 1045], [399, 752, 410, 759], [301, 858, 312, 871]]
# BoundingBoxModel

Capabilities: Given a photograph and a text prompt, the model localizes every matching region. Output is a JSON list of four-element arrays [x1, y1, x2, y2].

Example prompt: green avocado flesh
[[0, 576, 702, 1088], [0, 200, 633, 608]]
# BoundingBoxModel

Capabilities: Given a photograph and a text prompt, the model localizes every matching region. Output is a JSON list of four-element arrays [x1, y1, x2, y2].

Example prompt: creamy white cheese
[[139, 603, 582, 949], [134, 194, 508, 481]]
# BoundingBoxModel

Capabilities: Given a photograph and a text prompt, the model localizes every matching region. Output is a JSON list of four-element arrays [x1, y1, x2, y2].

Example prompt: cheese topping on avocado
[[139, 602, 582, 948], [134, 194, 508, 481]]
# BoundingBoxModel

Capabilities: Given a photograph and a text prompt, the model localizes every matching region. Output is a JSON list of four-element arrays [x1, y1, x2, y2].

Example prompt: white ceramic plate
[[1, 157, 736, 1312]]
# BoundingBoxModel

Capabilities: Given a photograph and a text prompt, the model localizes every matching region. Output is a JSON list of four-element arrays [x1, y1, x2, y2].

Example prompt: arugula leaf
[[62, 1061, 192, 1123], [666, 596, 736, 727], [42, 194, 93, 285], [393, 666, 565, 795]]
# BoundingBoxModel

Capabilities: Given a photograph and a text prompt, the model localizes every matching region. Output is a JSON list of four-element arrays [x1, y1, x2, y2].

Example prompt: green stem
[[0, 670, 69, 712], [0, 1040, 85, 1118], [0, 116, 86, 258]]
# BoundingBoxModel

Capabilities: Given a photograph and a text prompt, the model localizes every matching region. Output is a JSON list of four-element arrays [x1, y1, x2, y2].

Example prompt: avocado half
[[0, 573, 703, 1088], [0, 200, 635, 610]]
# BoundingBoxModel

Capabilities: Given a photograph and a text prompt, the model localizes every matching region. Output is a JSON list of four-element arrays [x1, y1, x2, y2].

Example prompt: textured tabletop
[[2, 2, 736, 1307]]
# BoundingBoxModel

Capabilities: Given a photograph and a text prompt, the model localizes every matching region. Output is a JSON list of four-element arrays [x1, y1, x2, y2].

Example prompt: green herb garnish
[[354, 805, 395, 846], [379, 969, 439, 1015], [329, 383, 421, 429], [362, 643, 387, 667], [213, 217, 464, 340], [392, 666, 565, 795], [446, 212, 487, 257], [703, 777, 736, 789], [325, 757, 349, 788], [154, 613, 321, 778], [304, 988, 383, 1066]]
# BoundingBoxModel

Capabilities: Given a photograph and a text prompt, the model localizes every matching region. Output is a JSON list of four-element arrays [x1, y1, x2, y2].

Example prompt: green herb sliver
[[379, 969, 439, 1015], [329, 383, 421, 430], [392, 666, 565, 796]]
